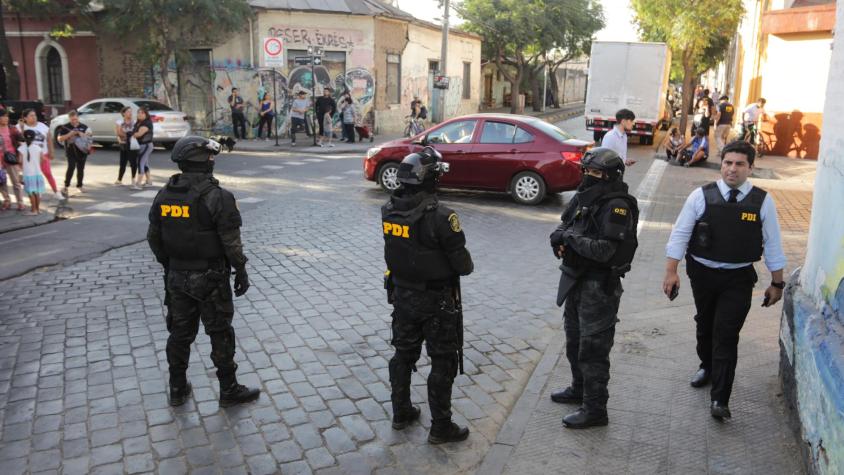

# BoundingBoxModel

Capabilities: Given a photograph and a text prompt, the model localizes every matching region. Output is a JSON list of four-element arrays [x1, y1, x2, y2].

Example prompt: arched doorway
[[45, 47, 64, 105]]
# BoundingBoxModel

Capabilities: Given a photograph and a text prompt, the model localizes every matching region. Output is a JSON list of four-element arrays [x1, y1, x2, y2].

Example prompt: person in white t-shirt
[[18, 109, 61, 200], [740, 98, 767, 146]]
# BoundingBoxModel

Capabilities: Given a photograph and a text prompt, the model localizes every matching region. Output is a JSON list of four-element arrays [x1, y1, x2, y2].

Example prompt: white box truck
[[585, 41, 671, 145]]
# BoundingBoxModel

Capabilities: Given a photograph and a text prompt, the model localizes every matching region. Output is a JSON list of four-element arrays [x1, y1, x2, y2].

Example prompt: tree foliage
[[631, 0, 743, 134], [460, 0, 604, 113], [0, 0, 96, 100], [99, 0, 254, 107]]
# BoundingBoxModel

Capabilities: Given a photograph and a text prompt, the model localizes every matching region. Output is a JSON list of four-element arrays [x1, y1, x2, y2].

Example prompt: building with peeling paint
[[149, 0, 482, 136], [780, 1, 844, 473]]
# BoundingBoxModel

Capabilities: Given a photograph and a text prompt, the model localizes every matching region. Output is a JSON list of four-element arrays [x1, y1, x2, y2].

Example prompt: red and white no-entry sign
[[262, 37, 285, 67]]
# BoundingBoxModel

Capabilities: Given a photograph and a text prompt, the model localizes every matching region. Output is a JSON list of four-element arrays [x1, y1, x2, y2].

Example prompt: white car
[[50, 97, 191, 149]]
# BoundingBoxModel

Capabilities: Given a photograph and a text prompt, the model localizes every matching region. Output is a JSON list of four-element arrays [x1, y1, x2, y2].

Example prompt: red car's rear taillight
[[561, 151, 583, 163]]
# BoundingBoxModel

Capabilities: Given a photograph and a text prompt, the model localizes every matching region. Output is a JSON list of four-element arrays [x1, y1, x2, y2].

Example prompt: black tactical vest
[[382, 196, 454, 284], [157, 177, 225, 268], [562, 191, 639, 274], [689, 182, 765, 263]]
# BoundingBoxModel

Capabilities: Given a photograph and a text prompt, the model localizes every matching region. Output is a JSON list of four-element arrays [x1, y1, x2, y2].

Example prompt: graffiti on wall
[[152, 62, 376, 137], [266, 27, 363, 51]]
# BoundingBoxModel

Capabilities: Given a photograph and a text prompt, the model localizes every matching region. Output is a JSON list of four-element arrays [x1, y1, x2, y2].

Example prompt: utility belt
[[169, 257, 227, 271], [392, 275, 454, 291]]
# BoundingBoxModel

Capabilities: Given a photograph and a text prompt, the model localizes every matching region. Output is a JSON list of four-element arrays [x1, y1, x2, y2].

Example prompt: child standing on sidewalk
[[20, 130, 44, 215], [319, 112, 335, 147]]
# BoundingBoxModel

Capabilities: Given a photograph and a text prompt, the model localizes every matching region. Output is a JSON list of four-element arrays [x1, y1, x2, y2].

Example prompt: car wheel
[[510, 171, 546, 205], [378, 162, 401, 192]]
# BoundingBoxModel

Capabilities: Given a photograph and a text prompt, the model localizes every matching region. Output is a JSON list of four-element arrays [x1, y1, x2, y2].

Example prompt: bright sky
[[394, 0, 640, 42]]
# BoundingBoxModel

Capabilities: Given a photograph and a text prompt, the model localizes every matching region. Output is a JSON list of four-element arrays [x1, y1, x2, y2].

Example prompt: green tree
[[0, 0, 96, 100], [100, 0, 253, 107], [460, 0, 603, 114], [631, 0, 743, 136]]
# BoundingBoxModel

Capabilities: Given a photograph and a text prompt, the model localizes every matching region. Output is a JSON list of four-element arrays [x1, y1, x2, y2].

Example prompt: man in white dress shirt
[[600, 109, 637, 167], [662, 140, 786, 420]]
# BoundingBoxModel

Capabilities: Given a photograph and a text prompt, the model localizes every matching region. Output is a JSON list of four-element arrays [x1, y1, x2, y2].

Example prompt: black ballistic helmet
[[581, 147, 625, 181], [397, 146, 449, 185], [170, 136, 223, 164]]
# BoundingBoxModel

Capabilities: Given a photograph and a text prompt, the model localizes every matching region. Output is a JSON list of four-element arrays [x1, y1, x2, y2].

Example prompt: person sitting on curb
[[679, 128, 709, 167], [660, 127, 685, 162]]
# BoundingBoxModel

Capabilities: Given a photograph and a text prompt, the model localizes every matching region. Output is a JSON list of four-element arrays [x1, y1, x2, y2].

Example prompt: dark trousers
[[563, 276, 622, 415], [231, 112, 247, 139], [257, 114, 274, 139], [388, 286, 459, 425], [118, 146, 138, 181], [64, 153, 87, 188], [165, 269, 238, 388], [343, 123, 356, 143], [686, 256, 756, 404]]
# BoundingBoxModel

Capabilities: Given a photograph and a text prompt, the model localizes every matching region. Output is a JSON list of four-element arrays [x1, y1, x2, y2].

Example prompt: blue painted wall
[[780, 2, 844, 473]]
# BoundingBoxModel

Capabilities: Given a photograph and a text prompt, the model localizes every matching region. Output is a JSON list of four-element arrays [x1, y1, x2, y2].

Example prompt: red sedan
[[363, 114, 592, 205]]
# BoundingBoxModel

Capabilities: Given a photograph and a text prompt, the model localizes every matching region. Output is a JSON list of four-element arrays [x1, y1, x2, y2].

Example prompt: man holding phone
[[661, 140, 786, 421]]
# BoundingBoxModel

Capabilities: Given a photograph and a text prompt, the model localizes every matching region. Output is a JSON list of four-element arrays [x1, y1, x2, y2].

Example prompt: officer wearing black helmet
[[382, 146, 474, 444], [549, 147, 639, 429], [147, 135, 260, 408]]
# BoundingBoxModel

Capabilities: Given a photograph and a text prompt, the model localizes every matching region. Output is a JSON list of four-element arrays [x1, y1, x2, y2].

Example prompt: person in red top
[[0, 109, 24, 211]]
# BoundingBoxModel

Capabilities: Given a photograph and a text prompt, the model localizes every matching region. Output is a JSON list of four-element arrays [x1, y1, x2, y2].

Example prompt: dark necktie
[[728, 189, 740, 203]]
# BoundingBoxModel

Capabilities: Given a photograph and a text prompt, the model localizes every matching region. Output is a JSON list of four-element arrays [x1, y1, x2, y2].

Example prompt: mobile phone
[[762, 295, 770, 307], [669, 284, 679, 301]]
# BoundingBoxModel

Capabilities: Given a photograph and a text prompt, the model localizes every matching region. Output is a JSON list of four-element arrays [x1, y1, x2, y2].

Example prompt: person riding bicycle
[[410, 95, 428, 122], [740, 98, 766, 146]]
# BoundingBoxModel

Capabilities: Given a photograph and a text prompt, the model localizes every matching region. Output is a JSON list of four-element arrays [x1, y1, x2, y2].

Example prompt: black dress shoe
[[169, 381, 192, 407], [219, 384, 261, 407], [710, 401, 731, 420], [690, 368, 710, 388], [562, 408, 608, 429], [428, 422, 470, 444], [392, 406, 421, 430], [550, 387, 583, 404]]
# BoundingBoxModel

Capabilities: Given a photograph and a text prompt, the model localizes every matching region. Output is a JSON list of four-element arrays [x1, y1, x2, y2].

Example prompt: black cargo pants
[[166, 268, 238, 388], [563, 276, 622, 416], [388, 286, 460, 425]]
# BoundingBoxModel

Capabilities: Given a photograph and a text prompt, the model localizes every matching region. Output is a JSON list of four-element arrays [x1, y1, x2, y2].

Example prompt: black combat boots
[[219, 382, 261, 407], [428, 421, 470, 444], [169, 381, 193, 407], [392, 406, 421, 430], [550, 386, 583, 404], [562, 408, 609, 429]]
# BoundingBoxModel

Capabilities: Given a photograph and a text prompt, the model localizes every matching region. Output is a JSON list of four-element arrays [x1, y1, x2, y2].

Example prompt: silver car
[[50, 97, 191, 148]]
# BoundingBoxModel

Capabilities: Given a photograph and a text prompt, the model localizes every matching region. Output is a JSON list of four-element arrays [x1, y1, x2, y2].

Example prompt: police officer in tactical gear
[[663, 140, 786, 420], [382, 146, 474, 444], [549, 147, 639, 429], [147, 135, 260, 408]]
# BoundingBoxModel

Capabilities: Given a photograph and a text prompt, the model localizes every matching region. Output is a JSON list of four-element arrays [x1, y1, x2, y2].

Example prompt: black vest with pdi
[[382, 197, 454, 284], [158, 178, 225, 267], [689, 182, 766, 263]]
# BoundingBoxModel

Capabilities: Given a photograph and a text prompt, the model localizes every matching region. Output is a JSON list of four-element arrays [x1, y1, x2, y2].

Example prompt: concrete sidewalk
[[479, 153, 813, 474]]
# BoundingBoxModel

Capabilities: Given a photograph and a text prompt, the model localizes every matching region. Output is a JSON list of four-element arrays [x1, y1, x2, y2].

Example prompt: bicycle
[[403, 116, 424, 137], [740, 122, 765, 157]]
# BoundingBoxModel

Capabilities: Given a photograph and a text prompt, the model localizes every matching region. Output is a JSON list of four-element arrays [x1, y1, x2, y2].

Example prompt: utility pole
[[435, 0, 450, 124]]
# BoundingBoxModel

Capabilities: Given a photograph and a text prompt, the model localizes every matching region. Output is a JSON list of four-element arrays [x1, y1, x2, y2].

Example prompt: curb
[[475, 336, 564, 475]]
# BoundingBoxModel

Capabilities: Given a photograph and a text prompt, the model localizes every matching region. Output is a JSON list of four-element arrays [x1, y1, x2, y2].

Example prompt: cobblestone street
[[0, 142, 584, 474], [0, 127, 812, 474]]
